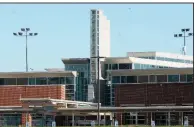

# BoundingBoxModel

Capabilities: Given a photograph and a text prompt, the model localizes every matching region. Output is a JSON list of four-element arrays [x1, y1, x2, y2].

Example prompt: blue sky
[[0, 4, 193, 72]]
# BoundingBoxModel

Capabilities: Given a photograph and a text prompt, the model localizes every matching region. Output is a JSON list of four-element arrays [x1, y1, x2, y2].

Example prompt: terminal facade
[[0, 65, 193, 126], [0, 9, 194, 126]]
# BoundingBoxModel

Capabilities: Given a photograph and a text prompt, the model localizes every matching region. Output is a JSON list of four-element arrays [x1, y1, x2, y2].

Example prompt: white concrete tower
[[89, 9, 110, 102]]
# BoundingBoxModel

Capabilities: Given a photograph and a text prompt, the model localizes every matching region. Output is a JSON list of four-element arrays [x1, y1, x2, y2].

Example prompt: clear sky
[[0, 4, 193, 72]]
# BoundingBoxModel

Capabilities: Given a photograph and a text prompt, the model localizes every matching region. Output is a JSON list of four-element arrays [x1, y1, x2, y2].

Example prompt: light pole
[[13, 28, 38, 72], [91, 56, 105, 126], [174, 28, 193, 55]]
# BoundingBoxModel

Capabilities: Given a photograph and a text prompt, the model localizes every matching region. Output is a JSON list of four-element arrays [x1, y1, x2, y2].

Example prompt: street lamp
[[174, 28, 193, 55], [13, 28, 38, 72], [91, 56, 105, 126]]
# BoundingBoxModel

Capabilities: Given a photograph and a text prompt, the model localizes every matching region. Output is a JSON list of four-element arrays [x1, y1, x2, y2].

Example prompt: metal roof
[[57, 106, 193, 112]]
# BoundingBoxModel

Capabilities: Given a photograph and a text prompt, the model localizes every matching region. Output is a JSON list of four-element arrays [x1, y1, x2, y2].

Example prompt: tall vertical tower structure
[[90, 9, 110, 102]]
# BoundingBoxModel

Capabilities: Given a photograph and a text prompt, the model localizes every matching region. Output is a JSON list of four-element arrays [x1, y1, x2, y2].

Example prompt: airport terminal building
[[0, 51, 193, 126]]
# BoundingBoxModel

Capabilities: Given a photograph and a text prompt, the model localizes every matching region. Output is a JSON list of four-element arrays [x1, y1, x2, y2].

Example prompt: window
[[138, 76, 148, 83], [156, 57, 164, 61], [112, 64, 118, 70], [29, 78, 36, 85], [187, 74, 193, 82], [105, 64, 108, 70], [97, 20, 99, 27], [112, 76, 120, 83], [168, 75, 179, 82], [180, 75, 187, 82], [121, 76, 127, 83], [17, 78, 28, 85], [133, 63, 140, 69], [79, 72, 84, 77], [4, 78, 17, 85], [36, 77, 47, 85], [149, 75, 156, 82], [59, 77, 66, 84], [127, 76, 137, 83], [91, 10, 96, 14], [66, 77, 74, 84], [108, 64, 111, 70], [0, 78, 4, 85], [119, 63, 132, 69], [156, 75, 167, 82], [178, 59, 185, 63], [48, 77, 60, 84], [149, 57, 155, 59], [66, 85, 74, 90]]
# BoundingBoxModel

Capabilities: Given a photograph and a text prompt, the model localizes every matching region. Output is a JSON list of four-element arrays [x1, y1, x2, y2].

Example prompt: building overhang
[[20, 98, 99, 108], [0, 71, 78, 78], [104, 57, 193, 68], [108, 68, 193, 76], [61, 58, 90, 64], [57, 106, 193, 113]]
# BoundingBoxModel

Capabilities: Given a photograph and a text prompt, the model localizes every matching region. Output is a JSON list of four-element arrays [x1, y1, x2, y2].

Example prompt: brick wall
[[115, 83, 193, 125], [0, 85, 65, 106], [115, 83, 193, 106]]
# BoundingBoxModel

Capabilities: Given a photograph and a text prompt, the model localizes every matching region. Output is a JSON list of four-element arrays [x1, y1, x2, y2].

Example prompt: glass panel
[[66, 77, 74, 84], [4, 78, 17, 85], [187, 74, 193, 82], [112, 64, 118, 70], [91, 10, 96, 14], [79, 72, 85, 77], [119, 64, 132, 69], [109, 64, 112, 70], [36, 77, 47, 85], [112, 76, 120, 83], [59, 77, 66, 84], [168, 75, 179, 82], [127, 76, 137, 83], [178, 59, 185, 63], [0, 78, 4, 85], [17, 78, 28, 85], [138, 76, 148, 83], [133, 63, 140, 69], [149, 57, 155, 59], [105, 64, 108, 70], [156, 57, 164, 61], [48, 77, 60, 84], [180, 75, 187, 82], [121, 76, 127, 83], [156, 75, 167, 82], [29, 78, 36, 85], [149, 75, 156, 82]]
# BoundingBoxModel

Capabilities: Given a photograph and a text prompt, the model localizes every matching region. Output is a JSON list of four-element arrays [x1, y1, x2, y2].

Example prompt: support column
[[72, 112, 74, 127], [146, 112, 149, 125], [110, 112, 114, 126], [181, 112, 183, 125], [104, 113, 106, 126], [168, 112, 171, 126], [135, 112, 138, 125], [22, 112, 32, 126], [120, 113, 123, 125], [151, 112, 153, 124]]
